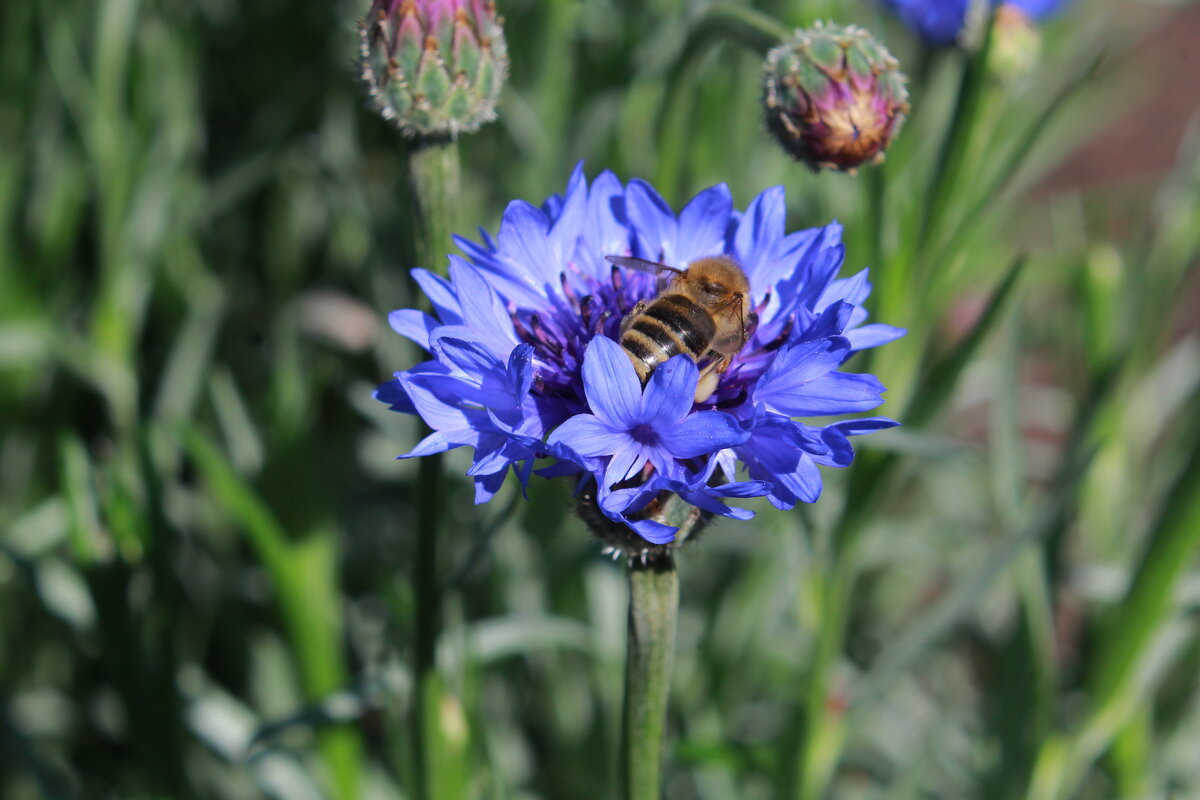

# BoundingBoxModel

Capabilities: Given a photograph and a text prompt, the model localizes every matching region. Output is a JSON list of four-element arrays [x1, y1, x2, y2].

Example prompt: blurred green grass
[[2, 0, 1199, 799]]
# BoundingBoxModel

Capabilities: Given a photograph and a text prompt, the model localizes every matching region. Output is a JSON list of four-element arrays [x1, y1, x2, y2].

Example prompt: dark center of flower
[[510, 264, 658, 414], [630, 423, 659, 445]]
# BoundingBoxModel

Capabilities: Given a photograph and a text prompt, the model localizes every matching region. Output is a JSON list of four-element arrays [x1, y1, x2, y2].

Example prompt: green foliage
[[2, 0, 1199, 799]]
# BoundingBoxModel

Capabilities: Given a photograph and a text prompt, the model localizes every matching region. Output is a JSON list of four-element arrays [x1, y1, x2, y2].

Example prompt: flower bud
[[762, 22, 910, 173], [359, 0, 508, 139], [987, 3, 1042, 80]]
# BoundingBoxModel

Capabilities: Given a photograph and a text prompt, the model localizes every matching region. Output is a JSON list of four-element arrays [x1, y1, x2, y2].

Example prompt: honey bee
[[605, 254, 754, 403]]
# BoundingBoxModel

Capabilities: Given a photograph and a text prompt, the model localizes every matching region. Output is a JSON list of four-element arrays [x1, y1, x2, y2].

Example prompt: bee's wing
[[604, 255, 685, 276]]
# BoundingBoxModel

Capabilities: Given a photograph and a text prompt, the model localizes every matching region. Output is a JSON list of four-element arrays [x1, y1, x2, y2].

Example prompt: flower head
[[377, 165, 903, 552], [762, 23, 910, 173], [359, 0, 508, 138], [882, 0, 1066, 48]]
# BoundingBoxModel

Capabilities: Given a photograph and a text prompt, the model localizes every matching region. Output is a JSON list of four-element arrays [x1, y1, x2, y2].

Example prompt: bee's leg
[[694, 356, 730, 404], [620, 301, 647, 336]]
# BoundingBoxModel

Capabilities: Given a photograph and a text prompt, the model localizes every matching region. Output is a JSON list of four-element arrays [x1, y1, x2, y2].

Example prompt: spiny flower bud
[[762, 22, 910, 173], [359, 0, 508, 139]]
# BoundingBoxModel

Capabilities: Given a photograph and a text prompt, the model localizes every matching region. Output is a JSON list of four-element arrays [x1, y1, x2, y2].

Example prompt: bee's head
[[684, 256, 751, 307]]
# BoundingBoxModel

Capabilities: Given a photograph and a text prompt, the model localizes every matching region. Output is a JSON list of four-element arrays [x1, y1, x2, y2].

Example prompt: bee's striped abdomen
[[620, 294, 717, 383]]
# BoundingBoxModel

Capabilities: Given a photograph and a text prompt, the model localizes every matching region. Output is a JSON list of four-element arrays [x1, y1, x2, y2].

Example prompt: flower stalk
[[407, 139, 462, 279], [622, 551, 679, 800], [411, 450, 442, 800], [915, 21, 994, 264], [405, 126, 461, 800]]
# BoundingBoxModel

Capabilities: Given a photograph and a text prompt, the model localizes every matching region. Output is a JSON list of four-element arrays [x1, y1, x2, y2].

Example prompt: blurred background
[[1, 0, 1198, 798]]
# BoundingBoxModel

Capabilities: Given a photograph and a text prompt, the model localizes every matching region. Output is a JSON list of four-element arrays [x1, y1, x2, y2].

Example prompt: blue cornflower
[[377, 165, 902, 548], [883, 0, 1066, 47]]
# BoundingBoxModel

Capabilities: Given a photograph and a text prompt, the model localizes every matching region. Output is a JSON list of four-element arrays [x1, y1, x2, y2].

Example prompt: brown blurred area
[[1041, 1, 1200, 189]]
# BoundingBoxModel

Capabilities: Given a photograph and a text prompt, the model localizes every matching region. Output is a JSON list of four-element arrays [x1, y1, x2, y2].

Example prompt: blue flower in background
[[883, 0, 971, 47], [883, 0, 1066, 47], [377, 165, 902, 545]]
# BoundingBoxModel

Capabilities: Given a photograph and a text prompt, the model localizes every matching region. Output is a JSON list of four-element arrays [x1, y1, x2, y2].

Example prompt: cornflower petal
[[845, 323, 907, 351], [398, 373, 473, 431], [580, 336, 643, 428], [579, 170, 630, 278], [626, 179, 676, 261], [774, 372, 888, 416], [814, 417, 900, 467], [473, 469, 508, 504], [657, 413, 749, 460], [598, 481, 680, 544], [388, 309, 440, 350], [412, 268, 464, 324], [548, 415, 624, 458], [432, 337, 501, 379], [709, 480, 775, 498], [547, 176, 588, 262], [375, 377, 416, 414], [778, 453, 823, 503], [756, 338, 853, 415], [405, 427, 480, 458], [605, 443, 649, 487], [734, 185, 785, 289], [677, 486, 757, 520], [818, 269, 871, 309], [640, 356, 698, 423], [629, 521, 679, 544], [507, 345, 535, 399], [496, 200, 558, 288], [448, 258, 521, 356], [800, 302, 855, 342], [675, 184, 733, 265]]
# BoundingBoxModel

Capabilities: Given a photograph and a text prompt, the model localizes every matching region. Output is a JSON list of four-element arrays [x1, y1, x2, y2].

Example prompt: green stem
[[407, 138, 462, 275], [864, 161, 893, 333], [786, 549, 855, 800], [412, 452, 442, 800], [915, 27, 994, 270], [404, 136, 461, 800], [623, 553, 679, 800], [702, 2, 791, 49]]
